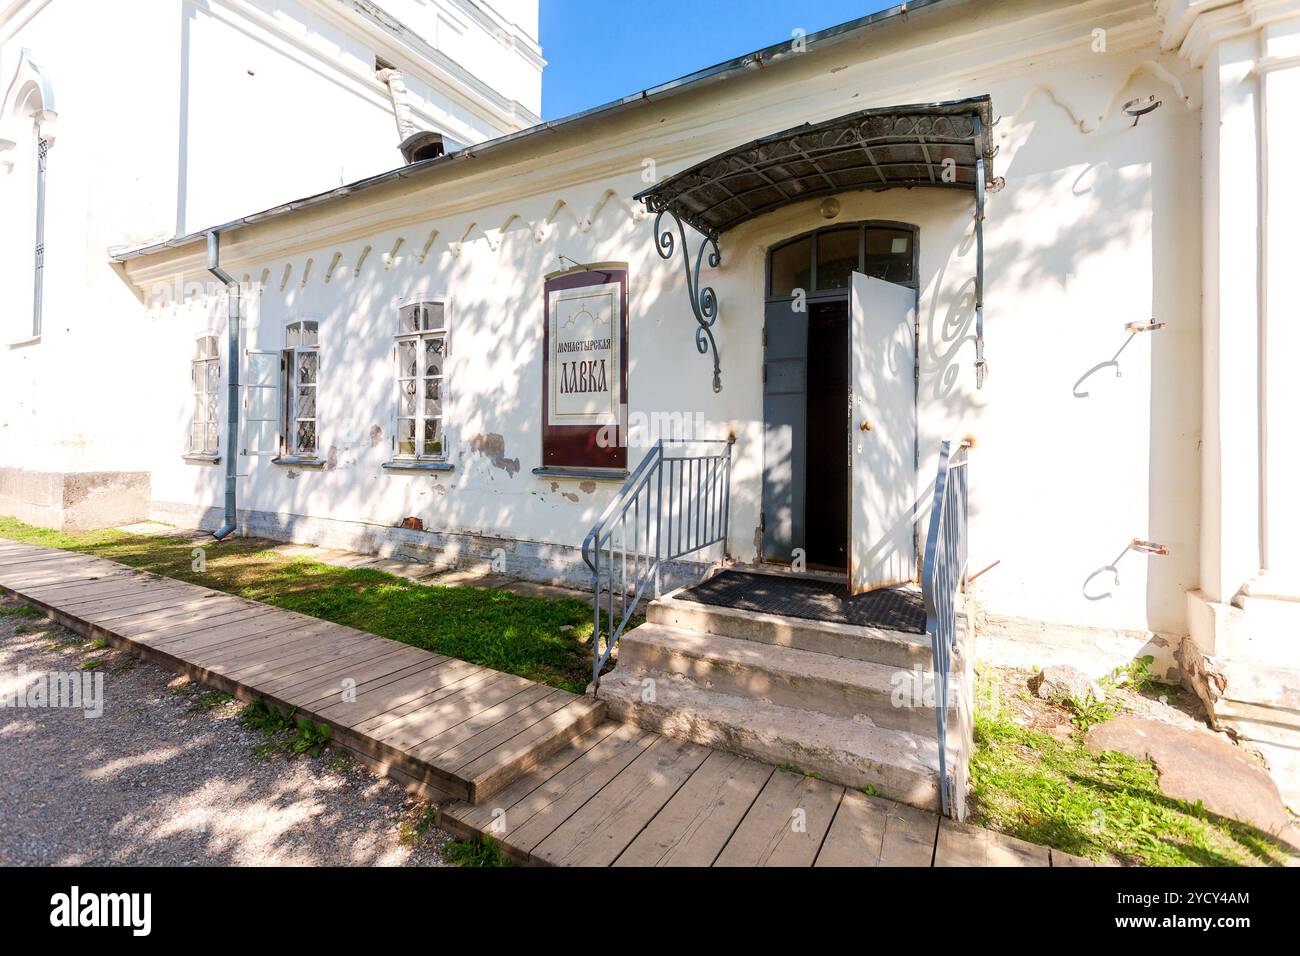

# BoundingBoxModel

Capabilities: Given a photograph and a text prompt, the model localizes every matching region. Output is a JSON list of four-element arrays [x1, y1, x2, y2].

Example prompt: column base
[[1182, 588, 1300, 812]]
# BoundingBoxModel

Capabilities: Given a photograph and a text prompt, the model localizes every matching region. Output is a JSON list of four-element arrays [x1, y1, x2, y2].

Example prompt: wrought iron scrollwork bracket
[[651, 206, 723, 393]]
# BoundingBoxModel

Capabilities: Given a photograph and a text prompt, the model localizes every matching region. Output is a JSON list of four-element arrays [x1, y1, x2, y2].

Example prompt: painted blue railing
[[921, 439, 969, 817], [582, 438, 733, 687]]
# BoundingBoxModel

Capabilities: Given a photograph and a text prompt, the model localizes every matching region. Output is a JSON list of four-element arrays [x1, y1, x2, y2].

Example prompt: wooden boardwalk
[[0, 538, 1092, 867], [0, 540, 603, 803]]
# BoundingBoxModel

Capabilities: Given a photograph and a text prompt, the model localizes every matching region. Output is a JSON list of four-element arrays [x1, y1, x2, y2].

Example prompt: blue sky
[[539, 1, 899, 120]]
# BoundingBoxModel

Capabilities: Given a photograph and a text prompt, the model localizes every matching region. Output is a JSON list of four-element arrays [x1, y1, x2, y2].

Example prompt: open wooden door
[[849, 272, 917, 595]]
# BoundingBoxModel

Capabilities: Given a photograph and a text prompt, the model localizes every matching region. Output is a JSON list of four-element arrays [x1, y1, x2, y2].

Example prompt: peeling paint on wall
[[578, 480, 597, 495], [369, 425, 383, 447], [468, 433, 520, 477]]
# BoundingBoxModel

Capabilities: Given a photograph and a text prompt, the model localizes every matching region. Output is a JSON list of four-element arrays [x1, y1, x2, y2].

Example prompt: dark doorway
[[761, 221, 918, 574], [804, 299, 849, 569]]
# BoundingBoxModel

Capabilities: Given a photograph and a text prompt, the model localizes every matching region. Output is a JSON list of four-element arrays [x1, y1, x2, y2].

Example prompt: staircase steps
[[615, 622, 949, 734], [649, 593, 932, 668], [597, 667, 943, 811]]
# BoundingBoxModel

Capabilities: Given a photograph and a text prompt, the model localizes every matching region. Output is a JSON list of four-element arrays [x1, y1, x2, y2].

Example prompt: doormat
[[676, 570, 926, 634]]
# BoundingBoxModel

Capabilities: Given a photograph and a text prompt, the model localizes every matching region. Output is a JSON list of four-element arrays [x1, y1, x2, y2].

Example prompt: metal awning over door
[[635, 95, 996, 392]]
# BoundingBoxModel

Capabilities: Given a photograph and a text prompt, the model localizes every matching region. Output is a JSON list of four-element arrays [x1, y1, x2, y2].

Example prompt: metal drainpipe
[[207, 231, 239, 540]]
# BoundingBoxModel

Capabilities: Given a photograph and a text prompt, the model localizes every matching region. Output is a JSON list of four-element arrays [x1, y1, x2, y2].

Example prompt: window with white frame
[[189, 335, 220, 457], [395, 302, 447, 459], [281, 320, 319, 457]]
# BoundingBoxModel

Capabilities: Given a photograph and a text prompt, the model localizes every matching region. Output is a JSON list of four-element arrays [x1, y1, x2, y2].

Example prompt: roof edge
[[110, 0, 957, 264]]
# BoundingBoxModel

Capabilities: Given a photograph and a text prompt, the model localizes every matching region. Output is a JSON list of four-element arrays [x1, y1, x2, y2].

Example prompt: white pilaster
[[1161, 0, 1300, 810]]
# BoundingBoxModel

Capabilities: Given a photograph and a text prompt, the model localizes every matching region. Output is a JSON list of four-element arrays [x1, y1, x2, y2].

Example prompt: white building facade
[[5, 0, 1300, 804], [0, 0, 541, 527]]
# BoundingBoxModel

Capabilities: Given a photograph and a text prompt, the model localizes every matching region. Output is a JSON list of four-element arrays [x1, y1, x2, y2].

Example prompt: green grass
[[189, 690, 234, 712], [0, 517, 597, 693], [968, 677, 1291, 867], [0, 602, 45, 619], [444, 835, 510, 867]]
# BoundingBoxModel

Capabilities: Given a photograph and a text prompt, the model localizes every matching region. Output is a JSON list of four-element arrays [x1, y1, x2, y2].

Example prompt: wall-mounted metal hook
[[1125, 319, 1167, 333], [1123, 95, 1162, 127]]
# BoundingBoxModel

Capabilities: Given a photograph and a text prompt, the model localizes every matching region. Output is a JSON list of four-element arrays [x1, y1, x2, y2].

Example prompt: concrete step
[[596, 668, 943, 812], [649, 593, 932, 668], [617, 622, 949, 735]]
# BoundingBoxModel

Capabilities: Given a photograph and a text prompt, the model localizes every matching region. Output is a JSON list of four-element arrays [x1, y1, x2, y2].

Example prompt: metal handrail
[[921, 438, 969, 817], [583, 437, 733, 686]]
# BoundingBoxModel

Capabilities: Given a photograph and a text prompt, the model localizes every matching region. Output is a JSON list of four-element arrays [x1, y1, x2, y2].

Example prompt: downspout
[[207, 231, 239, 540]]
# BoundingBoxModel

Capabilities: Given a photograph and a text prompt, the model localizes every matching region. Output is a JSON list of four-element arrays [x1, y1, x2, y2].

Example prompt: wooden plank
[[195, 624, 362, 676], [296, 654, 451, 709], [412, 683, 556, 761], [107, 596, 252, 635], [88, 591, 223, 624], [878, 800, 939, 866], [143, 609, 293, 656], [59, 584, 201, 615], [489, 724, 655, 854], [935, 819, 1048, 867], [369, 673, 536, 752], [714, 770, 843, 867], [159, 622, 309, 669], [312, 656, 471, 723], [264, 647, 435, 707], [0, 552, 112, 575], [19, 573, 146, 602], [276, 647, 441, 708], [934, 818, 988, 866], [0, 550, 88, 570], [437, 689, 577, 771], [257, 641, 429, 699], [133, 606, 282, 647], [221, 627, 392, 683], [614, 750, 773, 867], [442, 722, 624, 833], [0, 563, 121, 589], [453, 697, 604, 799], [213, 635, 392, 693], [353, 667, 502, 738], [120, 604, 272, 645], [987, 829, 1051, 866], [532, 735, 711, 867], [813, 788, 889, 867]]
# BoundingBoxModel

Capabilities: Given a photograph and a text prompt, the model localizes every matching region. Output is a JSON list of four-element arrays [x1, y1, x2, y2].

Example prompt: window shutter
[[243, 350, 280, 455]]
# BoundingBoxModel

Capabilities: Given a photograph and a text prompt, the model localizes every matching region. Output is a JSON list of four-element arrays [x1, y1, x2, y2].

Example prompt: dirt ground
[[0, 595, 449, 866]]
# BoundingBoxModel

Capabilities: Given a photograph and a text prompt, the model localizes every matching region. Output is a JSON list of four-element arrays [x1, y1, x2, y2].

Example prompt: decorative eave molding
[[1158, 0, 1300, 66], [115, 0, 1192, 287]]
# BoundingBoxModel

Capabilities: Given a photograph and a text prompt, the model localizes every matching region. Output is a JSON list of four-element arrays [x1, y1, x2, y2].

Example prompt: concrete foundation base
[[974, 611, 1182, 683], [149, 499, 708, 592], [1182, 588, 1300, 813], [0, 467, 150, 531]]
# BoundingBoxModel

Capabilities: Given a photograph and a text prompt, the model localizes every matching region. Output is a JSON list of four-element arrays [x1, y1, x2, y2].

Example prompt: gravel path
[[0, 595, 449, 866]]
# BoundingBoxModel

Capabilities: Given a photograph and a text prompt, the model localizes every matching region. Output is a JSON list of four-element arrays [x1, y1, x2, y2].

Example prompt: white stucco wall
[[0, 0, 540, 491], [122, 0, 1204, 646]]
